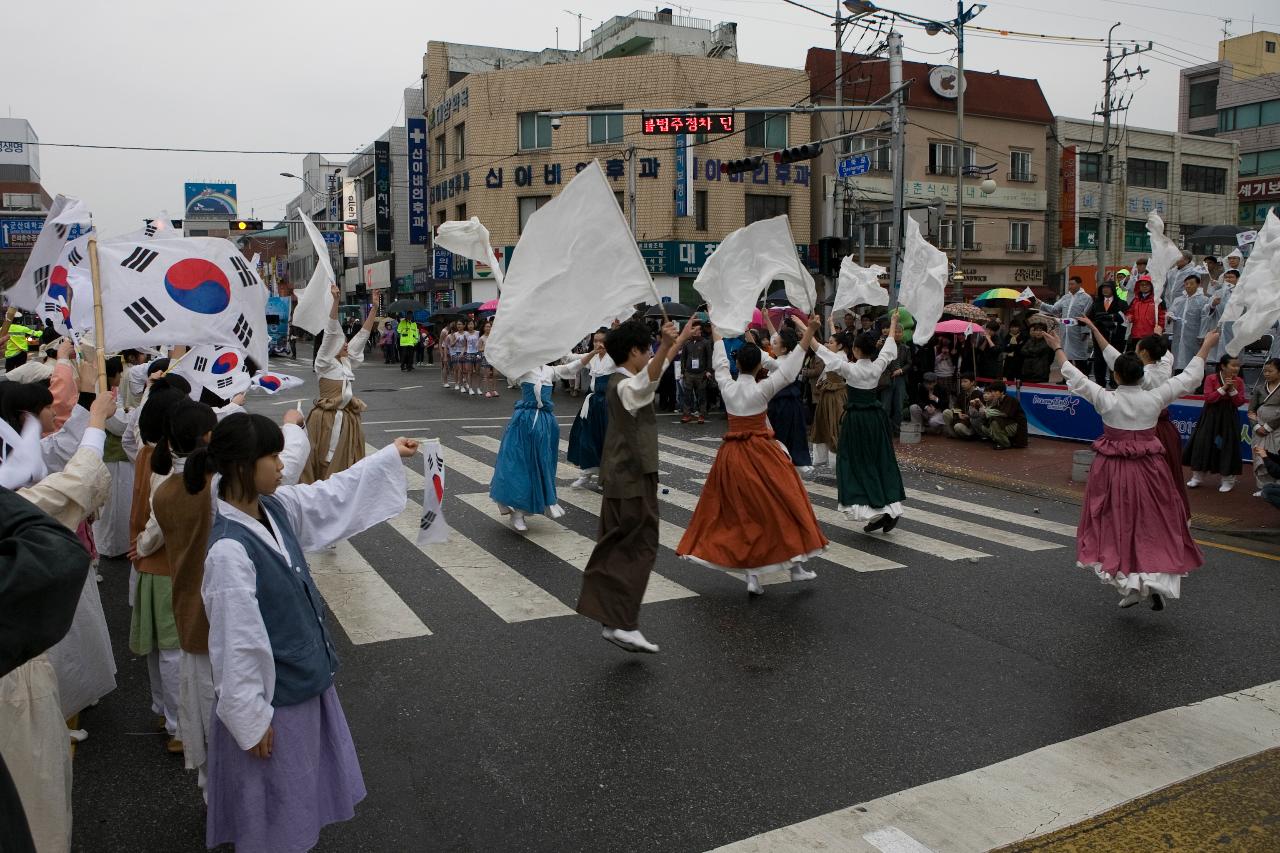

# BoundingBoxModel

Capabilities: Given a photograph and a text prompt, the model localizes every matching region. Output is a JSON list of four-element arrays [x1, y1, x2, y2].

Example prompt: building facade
[[1178, 30, 1280, 228], [284, 153, 347, 302], [418, 12, 812, 309], [0, 118, 52, 292], [1046, 117, 1238, 286], [806, 49, 1054, 298]]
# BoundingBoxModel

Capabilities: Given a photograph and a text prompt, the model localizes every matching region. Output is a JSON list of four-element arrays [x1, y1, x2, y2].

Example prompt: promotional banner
[[343, 177, 358, 257], [1060, 145, 1077, 249], [375, 140, 393, 253], [407, 118, 429, 245], [674, 133, 691, 218], [418, 439, 450, 545]]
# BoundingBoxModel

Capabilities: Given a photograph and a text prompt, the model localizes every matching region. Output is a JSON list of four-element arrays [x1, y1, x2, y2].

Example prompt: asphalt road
[[70, 354, 1280, 852]]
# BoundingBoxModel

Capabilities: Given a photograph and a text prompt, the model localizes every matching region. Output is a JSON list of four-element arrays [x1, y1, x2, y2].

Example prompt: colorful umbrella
[[942, 302, 987, 322], [934, 319, 984, 335], [973, 288, 1024, 305], [749, 306, 809, 329], [479, 299, 499, 311]]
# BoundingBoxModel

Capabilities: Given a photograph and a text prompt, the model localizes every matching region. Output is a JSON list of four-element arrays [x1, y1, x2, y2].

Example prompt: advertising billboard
[[184, 182, 238, 217]]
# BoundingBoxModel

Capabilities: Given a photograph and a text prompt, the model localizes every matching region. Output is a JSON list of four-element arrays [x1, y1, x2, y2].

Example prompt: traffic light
[[229, 219, 264, 232], [818, 236, 847, 277], [720, 155, 763, 176], [774, 142, 824, 164]]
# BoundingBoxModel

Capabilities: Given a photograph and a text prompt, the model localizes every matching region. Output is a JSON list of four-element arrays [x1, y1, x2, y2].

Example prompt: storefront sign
[[432, 246, 452, 281], [1238, 177, 1280, 202], [407, 118, 429, 245], [374, 140, 392, 253], [1060, 145, 1077, 249], [674, 133, 690, 218], [428, 88, 469, 129]]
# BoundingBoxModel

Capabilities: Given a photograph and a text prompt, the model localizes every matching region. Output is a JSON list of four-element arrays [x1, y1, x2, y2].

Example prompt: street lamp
[[282, 168, 349, 294]]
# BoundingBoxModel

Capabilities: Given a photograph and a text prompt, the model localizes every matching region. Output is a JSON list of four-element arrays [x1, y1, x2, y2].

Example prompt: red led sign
[[641, 113, 735, 135]]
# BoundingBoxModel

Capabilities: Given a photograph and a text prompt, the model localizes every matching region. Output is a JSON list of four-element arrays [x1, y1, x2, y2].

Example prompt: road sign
[[838, 154, 871, 178]]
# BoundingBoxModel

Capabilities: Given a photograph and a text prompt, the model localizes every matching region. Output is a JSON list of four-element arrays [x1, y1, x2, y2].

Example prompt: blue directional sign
[[838, 154, 871, 178]]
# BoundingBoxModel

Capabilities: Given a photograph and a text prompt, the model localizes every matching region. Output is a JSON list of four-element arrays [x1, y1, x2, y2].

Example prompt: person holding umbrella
[[1034, 276, 1092, 372]]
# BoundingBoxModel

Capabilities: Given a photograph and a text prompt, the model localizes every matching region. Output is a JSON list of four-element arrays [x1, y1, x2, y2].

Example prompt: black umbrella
[[456, 301, 485, 313], [1189, 224, 1247, 244], [765, 288, 789, 305], [644, 301, 695, 319], [385, 299, 421, 315]]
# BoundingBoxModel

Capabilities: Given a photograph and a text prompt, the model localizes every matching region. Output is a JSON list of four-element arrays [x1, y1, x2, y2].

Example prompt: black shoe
[[863, 515, 887, 533], [881, 515, 899, 532], [1150, 592, 1165, 611]]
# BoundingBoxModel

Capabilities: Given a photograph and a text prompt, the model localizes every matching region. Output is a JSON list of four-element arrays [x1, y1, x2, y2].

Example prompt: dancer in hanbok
[[490, 350, 600, 531], [302, 286, 377, 484], [566, 329, 613, 488], [1250, 359, 1280, 493], [1081, 317, 1189, 521], [809, 324, 849, 468], [1046, 327, 1218, 609], [1183, 350, 1246, 492], [810, 312, 906, 531], [677, 317, 827, 595], [188, 413, 414, 853]]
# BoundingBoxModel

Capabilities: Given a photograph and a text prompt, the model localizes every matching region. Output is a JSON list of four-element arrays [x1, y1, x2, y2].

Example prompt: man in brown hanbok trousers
[[577, 318, 694, 653]]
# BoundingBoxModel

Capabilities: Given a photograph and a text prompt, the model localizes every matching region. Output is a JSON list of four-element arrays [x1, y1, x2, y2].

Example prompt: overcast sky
[[6, 0, 1276, 235]]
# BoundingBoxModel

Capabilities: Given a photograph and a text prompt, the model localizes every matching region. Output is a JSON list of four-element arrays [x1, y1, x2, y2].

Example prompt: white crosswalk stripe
[[308, 542, 433, 644]]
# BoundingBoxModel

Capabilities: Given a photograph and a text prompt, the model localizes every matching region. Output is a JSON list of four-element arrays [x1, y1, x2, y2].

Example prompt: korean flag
[[249, 372, 304, 395], [174, 344, 253, 401], [417, 439, 450, 545]]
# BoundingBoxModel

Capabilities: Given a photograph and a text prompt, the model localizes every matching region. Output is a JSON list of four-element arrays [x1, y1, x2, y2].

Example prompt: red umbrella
[[479, 299, 499, 311], [749, 306, 809, 329]]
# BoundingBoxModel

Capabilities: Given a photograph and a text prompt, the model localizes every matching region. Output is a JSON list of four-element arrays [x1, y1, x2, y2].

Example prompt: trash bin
[[899, 420, 922, 445], [1071, 449, 1095, 483]]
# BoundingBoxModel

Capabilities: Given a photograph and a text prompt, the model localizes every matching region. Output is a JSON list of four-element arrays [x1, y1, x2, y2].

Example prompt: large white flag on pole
[[693, 215, 815, 335], [65, 236, 269, 365], [434, 217, 504, 287], [290, 209, 335, 335], [898, 216, 948, 344], [1226, 210, 1280, 357], [485, 161, 655, 380], [832, 256, 889, 315], [8, 195, 93, 324], [1145, 211, 1181, 307]]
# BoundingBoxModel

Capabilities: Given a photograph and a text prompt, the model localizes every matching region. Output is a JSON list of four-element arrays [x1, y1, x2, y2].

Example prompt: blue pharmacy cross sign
[[838, 154, 871, 179]]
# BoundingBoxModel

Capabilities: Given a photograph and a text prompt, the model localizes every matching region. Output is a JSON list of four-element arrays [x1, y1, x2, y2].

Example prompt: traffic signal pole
[[888, 30, 905, 310]]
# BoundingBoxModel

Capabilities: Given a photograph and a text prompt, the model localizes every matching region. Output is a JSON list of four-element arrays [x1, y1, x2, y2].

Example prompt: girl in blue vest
[[186, 413, 416, 852]]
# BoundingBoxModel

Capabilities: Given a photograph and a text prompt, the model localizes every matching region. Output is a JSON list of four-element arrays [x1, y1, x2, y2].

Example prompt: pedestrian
[[933, 337, 957, 391], [1125, 275, 1166, 350], [91, 355, 135, 559], [567, 330, 614, 489], [577, 319, 695, 654], [1164, 250, 1197, 309], [477, 320, 497, 398], [1169, 274, 1208, 373], [380, 321, 396, 364], [489, 350, 598, 532], [677, 318, 827, 596], [302, 287, 377, 484], [1086, 281, 1129, 385], [1184, 352, 1246, 492], [974, 320, 1005, 380], [397, 313, 419, 373], [810, 311, 906, 532], [460, 319, 482, 394], [909, 371, 948, 434], [677, 320, 713, 424], [765, 318, 816, 471], [1201, 268, 1240, 370], [810, 327, 848, 466], [975, 381, 1028, 450], [876, 318, 910, 438], [189, 413, 415, 853], [1019, 322, 1054, 383], [3, 312, 37, 371], [1035, 276, 1092, 371], [1250, 359, 1280, 495], [448, 321, 466, 388], [1047, 326, 1216, 610]]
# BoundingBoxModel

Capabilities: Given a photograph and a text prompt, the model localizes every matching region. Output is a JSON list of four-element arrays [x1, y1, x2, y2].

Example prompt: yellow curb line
[[1194, 539, 1280, 561]]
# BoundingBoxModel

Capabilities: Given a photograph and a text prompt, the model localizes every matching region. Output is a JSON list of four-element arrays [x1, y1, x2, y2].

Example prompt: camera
[[550, 116, 562, 130]]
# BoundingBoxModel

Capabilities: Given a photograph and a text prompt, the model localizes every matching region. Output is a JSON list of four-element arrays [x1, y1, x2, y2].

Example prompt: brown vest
[[600, 372, 659, 499], [128, 446, 169, 575], [153, 475, 214, 653]]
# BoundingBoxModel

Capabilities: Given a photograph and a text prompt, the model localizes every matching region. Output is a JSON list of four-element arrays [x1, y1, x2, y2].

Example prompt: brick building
[[419, 12, 814, 309], [0, 118, 53, 293]]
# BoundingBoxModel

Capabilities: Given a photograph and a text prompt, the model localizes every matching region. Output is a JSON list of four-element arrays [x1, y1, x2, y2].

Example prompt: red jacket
[[1125, 295, 1166, 339], [1203, 373, 1246, 408]]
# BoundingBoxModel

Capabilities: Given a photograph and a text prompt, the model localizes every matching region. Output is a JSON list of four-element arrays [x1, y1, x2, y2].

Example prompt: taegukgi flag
[[173, 344, 253, 401], [9, 195, 94, 333], [249, 371, 304, 395], [417, 439, 450, 545], [65, 236, 269, 366]]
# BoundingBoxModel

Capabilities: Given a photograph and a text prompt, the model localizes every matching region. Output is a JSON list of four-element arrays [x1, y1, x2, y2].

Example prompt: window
[[928, 142, 975, 176], [1191, 128, 1218, 137], [1078, 216, 1114, 249], [453, 124, 465, 162], [745, 194, 789, 225], [360, 170, 374, 203], [1267, 40, 1277, 54], [695, 190, 708, 231], [448, 70, 470, 87], [614, 190, 625, 211], [519, 112, 553, 150], [518, 195, 550, 233], [744, 112, 787, 149], [588, 105, 623, 145], [1008, 221, 1032, 251], [435, 134, 446, 171], [1248, 148, 1280, 176], [456, 204, 466, 223], [1009, 150, 1033, 182], [1079, 152, 1102, 182], [1127, 158, 1168, 189], [1220, 99, 1280, 132], [845, 136, 891, 171], [1188, 80, 1219, 118], [940, 218, 977, 250], [1181, 163, 1227, 195], [1124, 219, 1152, 252]]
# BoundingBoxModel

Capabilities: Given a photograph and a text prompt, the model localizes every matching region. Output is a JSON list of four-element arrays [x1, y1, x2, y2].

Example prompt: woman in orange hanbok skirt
[[677, 317, 828, 596]]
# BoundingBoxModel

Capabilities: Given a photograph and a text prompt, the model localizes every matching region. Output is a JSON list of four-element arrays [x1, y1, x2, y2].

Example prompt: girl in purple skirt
[[1045, 327, 1219, 611], [186, 413, 417, 852]]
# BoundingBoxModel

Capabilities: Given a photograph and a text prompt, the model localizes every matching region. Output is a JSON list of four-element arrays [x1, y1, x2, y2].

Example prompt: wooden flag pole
[[87, 237, 108, 391]]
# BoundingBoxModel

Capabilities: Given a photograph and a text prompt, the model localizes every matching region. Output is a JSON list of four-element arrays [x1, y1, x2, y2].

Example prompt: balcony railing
[[1006, 242, 1037, 253], [1007, 171, 1037, 183], [928, 165, 958, 177], [937, 239, 981, 251]]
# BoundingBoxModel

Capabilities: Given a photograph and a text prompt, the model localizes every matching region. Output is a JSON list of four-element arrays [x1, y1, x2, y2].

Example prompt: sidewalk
[[895, 432, 1280, 544]]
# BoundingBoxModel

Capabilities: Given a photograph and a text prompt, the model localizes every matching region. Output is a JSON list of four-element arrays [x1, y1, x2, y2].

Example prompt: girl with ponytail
[[196, 413, 417, 851]]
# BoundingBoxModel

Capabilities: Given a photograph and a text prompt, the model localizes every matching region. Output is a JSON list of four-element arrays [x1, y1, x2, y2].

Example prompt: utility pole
[[952, 0, 968, 302], [1095, 24, 1149, 290], [833, 1, 844, 241], [626, 145, 638, 236], [888, 30, 906, 309]]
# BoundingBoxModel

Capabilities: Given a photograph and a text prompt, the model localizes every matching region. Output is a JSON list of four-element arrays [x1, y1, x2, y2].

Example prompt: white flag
[[694, 215, 814, 336], [112, 213, 183, 243], [290, 209, 335, 336], [832, 257, 888, 315], [1145, 212, 1181, 308], [435, 217, 504, 287], [173, 344, 253, 401], [249, 371, 304, 395], [1226, 210, 1280, 357], [485, 161, 654, 380], [65, 236, 268, 366], [898, 216, 948, 344], [417, 439, 450, 545], [1018, 287, 1036, 302], [0, 416, 46, 490], [8, 195, 93, 324]]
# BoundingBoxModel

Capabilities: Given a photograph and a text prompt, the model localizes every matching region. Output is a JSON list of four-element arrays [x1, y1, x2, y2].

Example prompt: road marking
[[456, 434, 587, 482], [308, 542, 432, 645], [1195, 539, 1280, 561], [710, 679, 1280, 853], [368, 415, 574, 425], [456, 493, 695, 604], [400, 385, 423, 391], [863, 827, 936, 853]]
